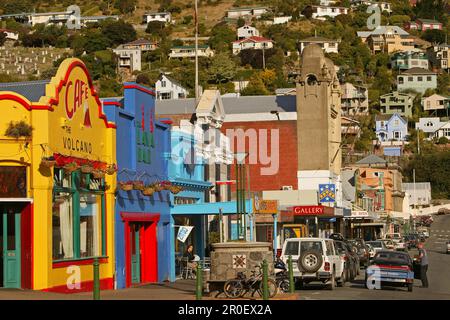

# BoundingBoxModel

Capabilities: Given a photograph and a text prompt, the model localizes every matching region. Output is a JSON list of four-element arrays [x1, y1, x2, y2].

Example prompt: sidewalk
[[0, 280, 298, 300], [0, 280, 197, 300]]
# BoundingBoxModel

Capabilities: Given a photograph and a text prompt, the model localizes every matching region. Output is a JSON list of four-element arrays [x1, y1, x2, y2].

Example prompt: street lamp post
[[235, 152, 248, 240]]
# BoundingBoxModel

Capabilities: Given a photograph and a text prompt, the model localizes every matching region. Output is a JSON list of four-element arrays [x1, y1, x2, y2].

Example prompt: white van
[[280, 237, 345, 290]]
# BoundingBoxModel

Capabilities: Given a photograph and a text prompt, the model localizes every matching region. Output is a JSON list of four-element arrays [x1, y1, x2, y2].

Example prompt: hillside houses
[[305, 5, 349, 20], [237, 25, 260, 39], [226, 7, 269, 19], [397, 68, 437, 94], [169, 45, 215, 59], [143, 12, 172, 24], [358, 26, 414, 54], [232, 36, 273, 55], [298, 36, 340, 54], [155, 74, 189, 100]]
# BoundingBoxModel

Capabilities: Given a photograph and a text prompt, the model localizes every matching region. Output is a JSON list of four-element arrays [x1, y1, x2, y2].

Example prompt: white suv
[[280, 237, 345, 290]]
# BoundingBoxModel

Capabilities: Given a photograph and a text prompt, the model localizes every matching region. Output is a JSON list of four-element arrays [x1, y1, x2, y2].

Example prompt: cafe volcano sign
[[38, 58, 116, 161]]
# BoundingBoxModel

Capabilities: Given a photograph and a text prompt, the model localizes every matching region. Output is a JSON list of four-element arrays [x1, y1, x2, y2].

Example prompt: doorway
[[0, 204, 21, 288], [124, 219, 158, 287]]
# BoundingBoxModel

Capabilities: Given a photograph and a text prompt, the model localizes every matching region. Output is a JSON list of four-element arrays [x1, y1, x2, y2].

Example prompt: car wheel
[[327, 271, 335, 290], [297, 250, 323, 273], [408, 283, 413, 292]]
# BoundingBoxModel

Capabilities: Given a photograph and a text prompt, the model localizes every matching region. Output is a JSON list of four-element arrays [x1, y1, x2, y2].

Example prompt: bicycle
[[223, 266, 277, 299]]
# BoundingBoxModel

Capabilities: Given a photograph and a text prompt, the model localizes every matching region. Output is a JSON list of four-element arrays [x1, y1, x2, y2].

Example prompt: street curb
[[202, 293, 300, 300]]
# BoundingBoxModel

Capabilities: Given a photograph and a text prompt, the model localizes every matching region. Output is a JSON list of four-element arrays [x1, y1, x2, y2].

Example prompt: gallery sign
[[292, 205, 334, 216]]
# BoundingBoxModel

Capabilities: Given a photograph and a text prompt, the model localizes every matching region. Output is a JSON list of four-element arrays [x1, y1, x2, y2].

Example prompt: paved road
[[297, 214, 450, 300]]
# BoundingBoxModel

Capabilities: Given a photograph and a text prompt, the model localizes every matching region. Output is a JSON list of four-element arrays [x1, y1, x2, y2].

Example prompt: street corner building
[[0, 58, 117, 292], [102, 83, 172, 288]]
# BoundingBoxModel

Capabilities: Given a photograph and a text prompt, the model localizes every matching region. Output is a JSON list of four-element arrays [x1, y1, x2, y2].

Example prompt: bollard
[[288, 255, 295, 294], [196, 263, 203, 300], [93, 257, 100, 300], [262, 259, 269, 300]]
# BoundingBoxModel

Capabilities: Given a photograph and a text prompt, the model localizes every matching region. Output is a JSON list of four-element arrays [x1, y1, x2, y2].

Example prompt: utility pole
[[194, 0, 199, 104], [413, 168, 416, 218], [262, 44, 266, 70]]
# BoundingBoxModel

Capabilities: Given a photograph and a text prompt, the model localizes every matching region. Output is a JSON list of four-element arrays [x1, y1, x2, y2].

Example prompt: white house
[[237, 25, 260, 39], [143, 12, 171, 24], [320, 0, 338, 5], [434, 121, 450, 140], [169, 45, 215, 59], [122, 39, 158, 51], [79, 15, 119, 27], [273, 16, 292, 25], [306, 6, 349, 20], [298, 36, 340, 54], [155, 74, 189, 100], [113, 46, 142, 72], [226, 7, 269, 19], [232, 36, 273, 55], [402, 182, 432, 207], [28, 11, 74, 27], [415, 117, 446, 139], [397, 68, 437, 94], [352, 1, 392, 13], [0, 29, 19, 41]]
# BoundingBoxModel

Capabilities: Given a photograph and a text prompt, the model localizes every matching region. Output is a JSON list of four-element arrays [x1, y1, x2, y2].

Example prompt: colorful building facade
[[103, 83, 172, 288], [0, 58, 116, 291]]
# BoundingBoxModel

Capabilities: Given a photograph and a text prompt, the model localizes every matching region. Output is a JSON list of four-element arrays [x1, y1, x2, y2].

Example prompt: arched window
[[306, 75, 318, 86]]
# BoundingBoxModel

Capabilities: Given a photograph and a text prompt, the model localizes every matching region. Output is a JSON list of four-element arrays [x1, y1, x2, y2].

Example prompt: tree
[[208, 53, 236, 84], [208, 22, 235, 52], [1, 0, 32, 14], [114, 0, 137, 14], [102, 20, 137, 46], [241, 76, 270, 96], [136, 73, 151, 86], [437, 73, 450, 95], [83, 31, 111, 54], [0, 33, 6, 46], [237, 18, 246, 28], [145, 21, 166, 38], [421, 29, 446, 44], [437, 136, 448, 145]]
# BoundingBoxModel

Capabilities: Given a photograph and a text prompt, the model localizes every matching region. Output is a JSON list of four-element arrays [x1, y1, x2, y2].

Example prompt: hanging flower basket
[[153, 183, 164, 192], [119, 181, 134, 191], [41, 156, 56, 167], [169, 185, 183, 194], [133, 180, 145, 191], [63, 162, 79, 173], [81, 164, 94, 173], [142, 186, 155, 196], [161, 181, 172, 190], [92, 169, 106, 179], [106, 164, 118, 175]]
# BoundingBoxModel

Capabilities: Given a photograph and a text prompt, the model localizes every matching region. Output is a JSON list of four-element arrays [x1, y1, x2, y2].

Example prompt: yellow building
[[0, 58, 116, 292]]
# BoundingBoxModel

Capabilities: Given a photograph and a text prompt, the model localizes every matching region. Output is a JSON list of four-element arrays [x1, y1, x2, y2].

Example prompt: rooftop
[[227, 7, 269, 12], [356, 154, 387, 166], [300, 36, 340, 43], [233, 36, 273, 44], [156, 95, 296, 115], [0, 79, 50, 101], [171, 45, 210, 49], [401, 67, 436, 75]]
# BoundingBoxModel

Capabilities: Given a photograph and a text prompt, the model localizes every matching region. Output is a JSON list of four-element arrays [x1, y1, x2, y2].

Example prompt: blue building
[[375, 113, 408, 143], [162, 90, 253, 281], [103, 83, 172, 288]]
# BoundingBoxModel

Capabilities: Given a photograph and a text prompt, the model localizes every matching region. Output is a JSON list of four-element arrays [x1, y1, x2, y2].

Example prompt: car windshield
[[334, 241, 346, 254], [373, 251, 411, 266], [300, 241, 323, 254], [367, 241, 382, 248]]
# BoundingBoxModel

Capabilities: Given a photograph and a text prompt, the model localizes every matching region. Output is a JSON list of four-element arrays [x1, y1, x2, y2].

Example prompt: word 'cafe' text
[[65, 79, 89, 119], [63, 137, 93, 154]]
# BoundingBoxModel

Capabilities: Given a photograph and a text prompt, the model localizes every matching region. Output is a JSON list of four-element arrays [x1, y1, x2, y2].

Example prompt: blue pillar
[[273, 214, 278, 255]]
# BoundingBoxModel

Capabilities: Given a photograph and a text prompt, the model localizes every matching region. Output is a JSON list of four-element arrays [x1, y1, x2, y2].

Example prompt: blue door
[[1, 208, 21, 288]]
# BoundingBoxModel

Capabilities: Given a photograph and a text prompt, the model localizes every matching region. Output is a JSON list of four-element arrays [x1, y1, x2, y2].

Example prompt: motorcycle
[[275, 257, 291, 293]]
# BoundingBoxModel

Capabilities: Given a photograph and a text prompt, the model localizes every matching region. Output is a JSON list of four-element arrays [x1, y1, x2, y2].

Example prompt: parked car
[[347, 239, 370, 268], [329, 233, 345, 241], [280, 238, 345, 290], [380, 239, 396, 250], [447, 241, 450, 254], [366, 240, 388, 253], [394, 239, 407, 251], [417, 228, 429, 238], [365, 250, 414, 292], [384, 233, 402, 241], [334, 240, 357, 282], [366, 244, 376, 259]]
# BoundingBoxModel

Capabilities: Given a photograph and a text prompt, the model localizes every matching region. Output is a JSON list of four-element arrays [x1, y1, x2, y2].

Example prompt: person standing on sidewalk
[[417, 243, 429, 288]]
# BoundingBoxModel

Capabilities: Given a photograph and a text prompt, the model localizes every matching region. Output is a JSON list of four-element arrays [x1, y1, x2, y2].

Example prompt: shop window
[[79, 194, 101, 257], [52, 169, 106, 262], [52, 192, 74, 260]]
